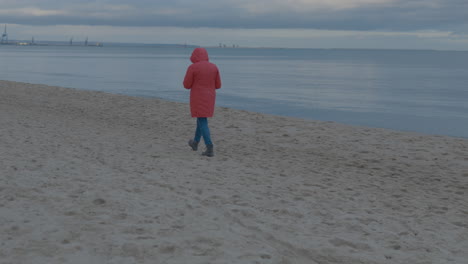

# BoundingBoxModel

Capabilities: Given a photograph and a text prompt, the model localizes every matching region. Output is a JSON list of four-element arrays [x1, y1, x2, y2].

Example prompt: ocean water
[[1, 45, 467, 138]]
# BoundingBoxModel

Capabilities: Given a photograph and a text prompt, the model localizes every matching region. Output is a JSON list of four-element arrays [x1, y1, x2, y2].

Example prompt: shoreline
[[3, 78, 468, 140], [1, 80, 467, 263]]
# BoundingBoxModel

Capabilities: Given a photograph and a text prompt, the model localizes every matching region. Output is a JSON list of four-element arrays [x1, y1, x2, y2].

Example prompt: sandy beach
[[1, 80, 467, 264]]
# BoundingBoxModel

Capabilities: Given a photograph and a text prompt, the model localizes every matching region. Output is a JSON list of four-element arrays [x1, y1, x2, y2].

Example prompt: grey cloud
[[1, 0, 467, 33]]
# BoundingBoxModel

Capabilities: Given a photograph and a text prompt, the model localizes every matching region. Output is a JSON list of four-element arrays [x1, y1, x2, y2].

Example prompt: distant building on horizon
[[1, 25, 8, 44]]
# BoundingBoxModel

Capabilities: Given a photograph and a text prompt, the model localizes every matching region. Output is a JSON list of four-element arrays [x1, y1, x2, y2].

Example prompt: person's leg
[[198, 117, 214, 157], [194, 118, 202, 143], [198, 117, 212, 146], [188, 118, 201, 151]]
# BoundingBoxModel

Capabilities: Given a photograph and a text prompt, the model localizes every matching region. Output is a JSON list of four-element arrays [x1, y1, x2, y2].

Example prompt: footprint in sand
[[328, 238, 372, 251], [187, 237, 222, 256], [159, 244, 177, 254], [93, 198, 106, 205]]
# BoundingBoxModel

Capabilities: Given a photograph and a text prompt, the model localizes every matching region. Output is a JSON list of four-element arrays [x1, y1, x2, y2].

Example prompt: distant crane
[[1, 24, 8, 44], [69, 37, 73, 46], [85, 37, 88, 46]]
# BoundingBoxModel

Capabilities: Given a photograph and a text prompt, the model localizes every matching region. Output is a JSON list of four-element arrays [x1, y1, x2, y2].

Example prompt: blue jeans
[[194, 117, 212, 145]]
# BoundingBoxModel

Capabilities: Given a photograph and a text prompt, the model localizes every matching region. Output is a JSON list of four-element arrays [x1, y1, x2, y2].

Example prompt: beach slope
[[1, 80, 467, 264]]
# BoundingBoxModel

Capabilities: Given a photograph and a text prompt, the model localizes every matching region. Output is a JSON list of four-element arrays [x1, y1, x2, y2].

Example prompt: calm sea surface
[[1, 45, 467, 138]]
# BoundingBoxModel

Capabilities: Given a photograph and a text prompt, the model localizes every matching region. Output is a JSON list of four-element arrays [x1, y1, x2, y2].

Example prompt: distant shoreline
[[2, 42, 468, 52]]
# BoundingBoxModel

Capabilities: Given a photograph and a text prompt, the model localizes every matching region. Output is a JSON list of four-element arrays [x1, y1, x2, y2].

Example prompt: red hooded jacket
[[183, 48, 222, 117]]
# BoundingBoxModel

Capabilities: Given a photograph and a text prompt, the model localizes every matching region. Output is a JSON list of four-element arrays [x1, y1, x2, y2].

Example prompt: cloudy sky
[[1, 0, 468, 50]]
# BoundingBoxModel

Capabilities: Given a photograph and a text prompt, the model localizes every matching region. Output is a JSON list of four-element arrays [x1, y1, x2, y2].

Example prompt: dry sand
[[0, 80, 467, 264]]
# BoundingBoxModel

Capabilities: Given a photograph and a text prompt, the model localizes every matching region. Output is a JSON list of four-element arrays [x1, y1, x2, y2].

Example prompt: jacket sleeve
[[183, 66, 193, 89], [215, 68, 222, 89]]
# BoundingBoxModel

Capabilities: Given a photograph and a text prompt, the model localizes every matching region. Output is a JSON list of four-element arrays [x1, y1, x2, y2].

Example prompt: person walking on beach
[[184, 48, 222, 157]]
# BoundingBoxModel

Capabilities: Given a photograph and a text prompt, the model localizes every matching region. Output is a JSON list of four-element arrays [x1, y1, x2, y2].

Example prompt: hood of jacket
[[190, 48, 209, 63]]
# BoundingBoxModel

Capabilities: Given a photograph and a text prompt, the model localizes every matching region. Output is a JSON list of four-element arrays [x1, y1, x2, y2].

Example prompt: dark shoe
[[188, 139, 199, 151], [202, 144, 214, 157]]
